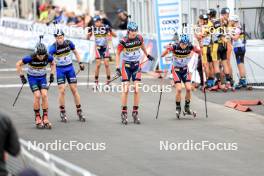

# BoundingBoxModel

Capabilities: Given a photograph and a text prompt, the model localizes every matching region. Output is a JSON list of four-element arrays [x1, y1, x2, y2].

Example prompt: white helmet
[[230, 15, 240, 22]]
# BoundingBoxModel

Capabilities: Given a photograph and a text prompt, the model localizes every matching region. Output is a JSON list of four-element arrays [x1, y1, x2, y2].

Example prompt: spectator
[[116, 8, 128, 30], [76, 15, 85, 27], [67, 11, 78, 26], [84, 11, 93, 27], [10, 0, 19, 18], [0, 112, 20, 176], [38, 3, 48, 23], [53, 7, 63, 24], [60, 7, 69, 24], [99, 10, 113, 27], [0, 0, 7, 11]]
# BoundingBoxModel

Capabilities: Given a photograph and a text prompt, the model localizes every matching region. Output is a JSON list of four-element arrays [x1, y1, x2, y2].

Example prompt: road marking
[[0, 68, 30, 72], [0, 82, 118, 88]]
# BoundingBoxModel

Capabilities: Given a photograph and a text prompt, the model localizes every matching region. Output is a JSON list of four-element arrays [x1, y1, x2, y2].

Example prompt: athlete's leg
[[104, 58, 111, 83], [33, 90, 41, 111], [95, 59, 101, 83], [41, 89, 48, 110], [58, 84, 66, 107], [69, 83, 81, 106]]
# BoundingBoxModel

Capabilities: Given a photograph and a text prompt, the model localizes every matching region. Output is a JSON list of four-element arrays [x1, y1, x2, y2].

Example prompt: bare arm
[[110, 31, 117, 38], [16, 60, 24, 76], [161, 49, 169, 58], [141, 44, 148, 56], [73, 49, 82, 63], [50, 60, 55, 74]]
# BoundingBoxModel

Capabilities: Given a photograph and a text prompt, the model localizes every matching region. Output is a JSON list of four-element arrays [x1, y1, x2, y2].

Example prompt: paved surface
[[1, 44, 264, 176]]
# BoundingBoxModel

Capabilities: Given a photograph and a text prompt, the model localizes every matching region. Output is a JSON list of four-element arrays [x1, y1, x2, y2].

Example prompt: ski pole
[[201, 64, 208, 118], [155, 69, 168, 119], [12, 84, 24, 107], [87, 61, 90, 88]]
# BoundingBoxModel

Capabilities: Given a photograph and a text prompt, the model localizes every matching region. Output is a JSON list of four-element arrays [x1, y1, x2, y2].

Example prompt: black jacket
[[0, 113, 20, 176]]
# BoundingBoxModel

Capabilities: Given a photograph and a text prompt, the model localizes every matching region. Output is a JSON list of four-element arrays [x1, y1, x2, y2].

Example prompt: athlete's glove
[[49, 73, 54, 83], [147, 54, 154, 61], [20, 75, 27, 84], [79, 62, 85, 71], [116, 68, 121, 77]]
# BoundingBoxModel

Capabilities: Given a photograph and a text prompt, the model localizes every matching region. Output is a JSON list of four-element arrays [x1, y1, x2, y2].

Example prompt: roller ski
[[42, 113, 52, 129], [225, 81, 235, 92], [35, 114, 44, 129], [182, 101, 196, 118], [60, 111, 68, 123], [77, 109, 86, 122], [176, 106, 181, 119], [93, 80, 99, 91], [132, 111, 140, 124], [104, 79, 112, 91], [121, 111, 128, 125], [235, 78, 252, 90]]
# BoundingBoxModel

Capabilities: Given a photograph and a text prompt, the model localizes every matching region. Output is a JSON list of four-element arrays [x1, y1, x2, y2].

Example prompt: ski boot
[[42, 111, 52, 129], [235, 78, 252, 90], [183, 102, 197, 118], [206, 79, 217, 91], [35, 113, 43, 129], [132, 111, 140, 124], [60, 110, 68, 123], [176, 105, 181, 119], [77, 109, 85, 122]]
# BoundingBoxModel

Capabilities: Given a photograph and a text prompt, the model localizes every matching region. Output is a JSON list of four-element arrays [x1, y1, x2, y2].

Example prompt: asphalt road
[[1, 44, 264, 176]]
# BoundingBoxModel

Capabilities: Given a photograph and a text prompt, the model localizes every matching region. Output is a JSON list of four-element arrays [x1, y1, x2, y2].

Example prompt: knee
[[71, 87, 78, 96], [104, 63, 109, 69], [186, 86, 192, 93], [134, 88, 139, 94], [176, 88, 182, 94], [42, 92, 48, 99], [96, 62, 101, 68], [59, 88, 65, 96], [34, 92, 41, 100]]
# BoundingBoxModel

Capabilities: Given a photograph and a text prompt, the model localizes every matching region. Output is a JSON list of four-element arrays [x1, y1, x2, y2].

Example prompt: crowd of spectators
[[36, 1, 128, 30]]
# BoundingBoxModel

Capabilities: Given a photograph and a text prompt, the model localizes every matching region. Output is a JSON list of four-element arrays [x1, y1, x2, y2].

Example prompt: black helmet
[[221, 7, 230, 15], [35, 43, 47, 55], [207, 9, 217, 18], [54, 29, 64, 37]]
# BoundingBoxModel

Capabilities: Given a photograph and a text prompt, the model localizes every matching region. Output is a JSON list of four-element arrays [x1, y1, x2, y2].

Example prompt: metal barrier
[[6, 139, 96, 176]]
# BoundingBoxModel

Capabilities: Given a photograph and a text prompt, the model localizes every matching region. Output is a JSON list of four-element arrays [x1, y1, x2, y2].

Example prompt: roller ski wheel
[[182, 111, 197, 118], [121, 112, 128, 125], [176, 107, 181, 119], [77, 110, 86, 122], [42, 115, 52, 129], [60, 111, 68, 123], [92, 81, 99, 91], [132, 111, 140, 124], [35, 116, 43, 129], [183, 109, 197, 118], [208, 85, 219, 92]]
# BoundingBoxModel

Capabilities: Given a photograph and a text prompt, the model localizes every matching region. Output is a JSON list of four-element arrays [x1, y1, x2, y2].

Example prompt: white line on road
[[0, 82, 117, 88]]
